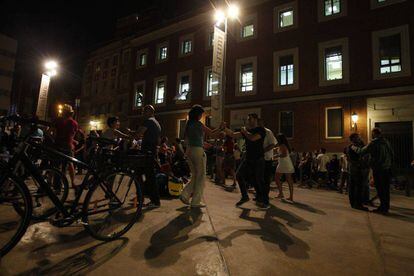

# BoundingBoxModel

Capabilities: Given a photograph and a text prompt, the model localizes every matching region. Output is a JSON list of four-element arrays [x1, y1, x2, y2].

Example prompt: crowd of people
[[0, 103, 400, 214]]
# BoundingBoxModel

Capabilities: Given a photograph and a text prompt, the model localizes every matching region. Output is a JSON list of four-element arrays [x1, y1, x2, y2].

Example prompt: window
[[236, 57, 257, 95], [156, 42, 169, 63], [318, 0, 347, 22], [371, 0, 405, 9], [275, 1, 299, 32], [325, 46, 343, 80], [324, 0, 341, 16], [104, 58, 109, 68], [204, 67, 216, 98], [238, 14, 258, 41], [372, 25, 411, 80], [274, 48, 299, 91], [279, 55, 294, 86], [133, 81, 145, 109], [179, 34, 194, 56], [326, 107, 343, 139], [319, 38, 349, 86], [154, 76, 167, 105], [176, 71, 192, 102], [279, 111, 294, 138], [178, 119, 187, 140], [95, 62, 101, 73], [136, 49, 148, 69], [379, 34, 401, 74], [111, 68, 117, 78]]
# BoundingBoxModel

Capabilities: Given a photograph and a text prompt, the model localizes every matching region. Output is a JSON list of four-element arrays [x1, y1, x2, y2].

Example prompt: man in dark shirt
[[225, 113, 268, 209], [137, 105, 162, 208]]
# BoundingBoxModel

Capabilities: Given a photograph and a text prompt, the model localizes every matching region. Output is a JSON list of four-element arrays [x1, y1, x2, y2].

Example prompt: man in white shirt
[[316, 148, 330, 187], [259, 119, 277, 195]]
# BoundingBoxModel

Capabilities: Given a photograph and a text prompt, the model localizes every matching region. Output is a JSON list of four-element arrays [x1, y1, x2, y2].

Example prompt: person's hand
[[350, 145, 358, 151]]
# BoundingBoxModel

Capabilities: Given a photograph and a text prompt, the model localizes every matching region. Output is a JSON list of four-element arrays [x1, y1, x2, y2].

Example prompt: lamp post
[[351, 112, 358, 131], [210, 4, 239, 128], [36, 60, 58, 120]]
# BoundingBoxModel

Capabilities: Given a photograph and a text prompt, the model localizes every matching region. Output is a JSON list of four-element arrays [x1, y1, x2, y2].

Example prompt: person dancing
[[275, 133, 295, 201]]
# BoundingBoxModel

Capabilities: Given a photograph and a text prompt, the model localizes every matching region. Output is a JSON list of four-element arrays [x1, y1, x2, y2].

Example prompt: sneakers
[[143, 202, 161, 209], [179, 195, 190, 205], [236, 198, 249, 206]]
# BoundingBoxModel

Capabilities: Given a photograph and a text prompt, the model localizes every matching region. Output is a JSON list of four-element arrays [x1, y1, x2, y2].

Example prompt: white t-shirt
[[317, 153, 330, 172], [263, 128, 277, 161]]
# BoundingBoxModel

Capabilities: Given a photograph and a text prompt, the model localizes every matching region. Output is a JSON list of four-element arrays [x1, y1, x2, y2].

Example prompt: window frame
[[371, 0, 405, 9], [156, 41, 169, 64], [279, 111, 295, 139], [176, 70, 192, 103], [237, 14, 258, 42], [325, 106, 344, 139], [136, 48, 148, 69], [372, 25, 411, 80], [153, 75, 167, 106], [179, 34, 194, 57], [133, 81, 145, 110], [317, 0, 347, 22], [273, 48, 299, 92], [236, 56, 257, 96], [318, 37, 349, 86], [274, 1, 298, 33]]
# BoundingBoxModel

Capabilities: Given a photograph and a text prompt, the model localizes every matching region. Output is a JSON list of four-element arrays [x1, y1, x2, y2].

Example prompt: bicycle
[[0, 115, 147, 257]]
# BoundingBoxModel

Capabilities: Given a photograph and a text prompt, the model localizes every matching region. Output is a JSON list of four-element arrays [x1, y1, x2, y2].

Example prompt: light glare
[[228, 4, 239, 19]]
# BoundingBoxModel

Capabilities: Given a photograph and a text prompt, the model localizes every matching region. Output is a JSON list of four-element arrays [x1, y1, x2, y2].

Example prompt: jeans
[[373, 169, 391, 212], [237, 158, 267, 204], [181, 147, 206, 205], [348, 166, 369, 208]]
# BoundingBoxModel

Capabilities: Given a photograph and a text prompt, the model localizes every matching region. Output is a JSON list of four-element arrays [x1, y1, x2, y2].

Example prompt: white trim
[[372, 25, 411, 80], [203, 65, 213, 100], [370, 0, 406, 9], [317, 0, 347, 22], [175, 70, 192, 103], [318, 37, 349, 87], [153, 75, 167, 106], [135, 48, 148, 69], [273, 48, 299, 92], [133, 81, 145, 110], [178, 34, 194, 57], [237, 13, 258, 42], [235, 56, 258, 96], [279, 111, 294, 138], [325, 106, 344, 139], [205, 28, 214, 51], [274, 1, 298, 33], [156, 41, 169, 64]]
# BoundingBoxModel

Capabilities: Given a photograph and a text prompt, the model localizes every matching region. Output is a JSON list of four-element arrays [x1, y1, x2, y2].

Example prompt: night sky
[[0, 0, 208, 97]]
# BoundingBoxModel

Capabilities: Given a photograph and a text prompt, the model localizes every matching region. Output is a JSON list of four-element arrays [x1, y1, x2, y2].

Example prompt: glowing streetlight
[[44, 60, 58, 77], [36, 59, 59, 120], [214, 9, 226, 26], [227, 4, 240, 19]]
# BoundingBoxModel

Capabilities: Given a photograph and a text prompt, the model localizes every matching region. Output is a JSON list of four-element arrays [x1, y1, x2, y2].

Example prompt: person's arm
[[240, 127, 262, 142], [114, 129, 130, 139], [224, 127, 243, 139], [351, 143, 371, 155], [201, 123, 222, 137]]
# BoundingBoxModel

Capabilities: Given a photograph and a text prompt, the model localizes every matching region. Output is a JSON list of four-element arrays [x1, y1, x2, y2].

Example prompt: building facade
[[0, 34, 17, 115], [80, 0, 414, 167]]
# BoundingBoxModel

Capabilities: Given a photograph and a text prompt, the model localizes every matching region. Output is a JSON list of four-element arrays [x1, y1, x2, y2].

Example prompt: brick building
[[80, 0, 414, 168]]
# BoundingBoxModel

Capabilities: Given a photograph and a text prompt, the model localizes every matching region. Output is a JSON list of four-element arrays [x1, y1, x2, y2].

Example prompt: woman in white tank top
[[275, 133, 295, 201]]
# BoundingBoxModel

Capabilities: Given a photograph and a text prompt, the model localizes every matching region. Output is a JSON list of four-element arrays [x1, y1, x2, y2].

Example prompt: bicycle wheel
[[23, 167, 69, 220], [82, 171, 143, 241], [0, 175, 32, 257]]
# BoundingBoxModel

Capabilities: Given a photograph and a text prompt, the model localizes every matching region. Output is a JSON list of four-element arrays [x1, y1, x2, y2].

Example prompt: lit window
[[325, 0, 341, 16], [242, 24, 254, 38], [182, 40, 192, 54], [280, 10, 294, 27], [178, 75, 190, 100], [279, 55, 294, 86], [139, 53, 147, 66], [325, 46, 343, 80], [134, 84, 144, 108], [208, 32, 214, 47], [240, 63, 253, 92], [379, 34, 402, 74], [206, 69, 214, 97], [159, 46, 168, 60], [155, 80, 165, 104], [377, 0, 386, 2]]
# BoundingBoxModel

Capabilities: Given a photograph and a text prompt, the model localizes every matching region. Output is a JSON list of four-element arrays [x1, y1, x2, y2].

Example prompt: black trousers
[[264, 160, 274, 201], [373, 169, 391, 212], [348, 167, 369, 208], [237, 158, 267, 204], [143, 149, 160, 205]]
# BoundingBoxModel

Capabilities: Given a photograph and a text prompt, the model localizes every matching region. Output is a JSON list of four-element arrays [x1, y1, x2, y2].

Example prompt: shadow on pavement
[[143, 207, 217, 267], [220, 205, 311, 259], [18, 238, 128, 275], [280, 199, 327, 215]]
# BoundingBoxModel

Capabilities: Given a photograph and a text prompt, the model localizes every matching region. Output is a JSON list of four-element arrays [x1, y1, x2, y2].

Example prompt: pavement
[[0, 179, 414, 276]]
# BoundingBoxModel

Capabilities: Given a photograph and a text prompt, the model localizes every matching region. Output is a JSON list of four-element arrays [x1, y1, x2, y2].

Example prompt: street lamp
[[36, 60, 59, 120], [351, 112, 358, 130], [210, 3, 240, 127]]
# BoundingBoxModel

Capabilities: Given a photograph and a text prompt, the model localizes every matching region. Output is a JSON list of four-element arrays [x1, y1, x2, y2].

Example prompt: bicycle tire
[[82, 171, 143, 241], [0, 174, 33, 257]]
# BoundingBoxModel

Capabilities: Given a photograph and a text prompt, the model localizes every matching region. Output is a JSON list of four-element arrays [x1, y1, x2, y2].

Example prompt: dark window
[[280, 111, 294, 138], [327, 108, 343, 138]]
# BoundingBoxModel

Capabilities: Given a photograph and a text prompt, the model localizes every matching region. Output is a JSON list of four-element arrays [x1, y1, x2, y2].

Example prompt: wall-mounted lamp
[[351, 112, 358, 130]]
